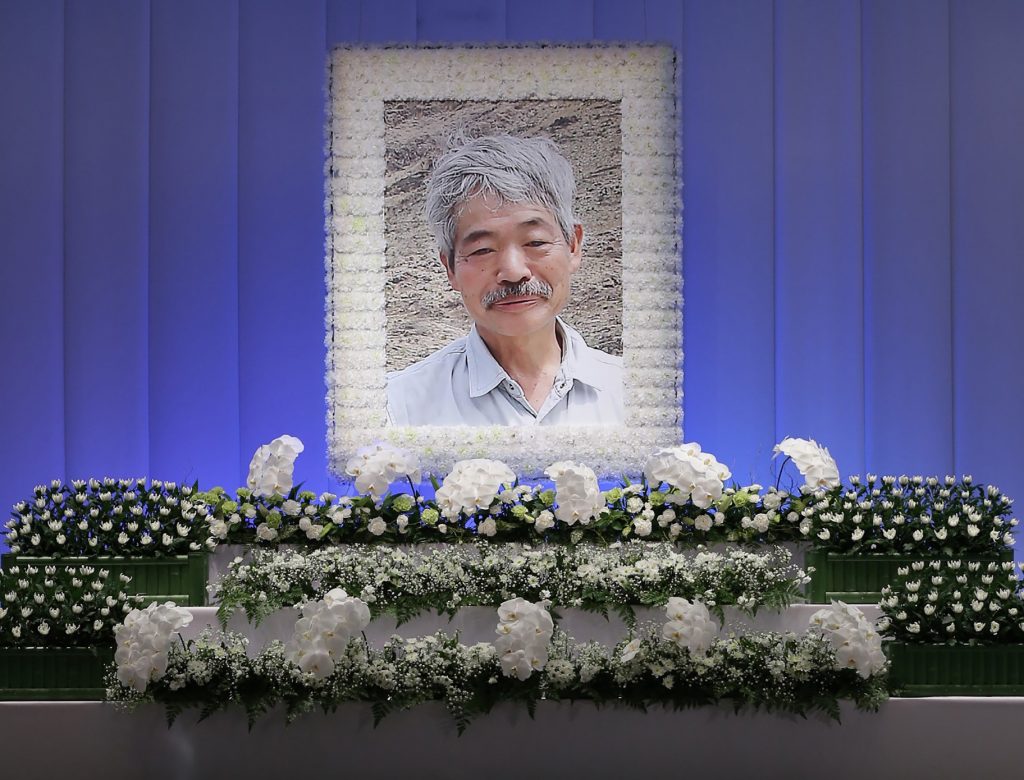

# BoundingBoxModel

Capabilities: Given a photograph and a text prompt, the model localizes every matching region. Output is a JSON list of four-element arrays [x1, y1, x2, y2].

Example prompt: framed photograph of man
[[326, 45, 681, 476]]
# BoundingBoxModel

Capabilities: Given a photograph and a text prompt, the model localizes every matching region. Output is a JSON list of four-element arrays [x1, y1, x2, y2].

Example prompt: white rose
[[367, 517, 387, 536], [633, 517, 652, 537]]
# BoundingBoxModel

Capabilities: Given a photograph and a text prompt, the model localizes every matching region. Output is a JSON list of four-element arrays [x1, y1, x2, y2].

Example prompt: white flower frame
[[326, 44, 682, 477]]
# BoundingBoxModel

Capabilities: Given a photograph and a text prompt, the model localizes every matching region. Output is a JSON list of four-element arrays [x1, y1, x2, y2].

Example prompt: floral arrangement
[[199, 479, 803, 549], [107, 601, 888, 729], [247, 435, 305, 497], [879, 559, 1024, 644], [493, 598, 554, 680], [0, 563, 142, 647], [660, 597, 720, 658], [808, 601, 887, 678], [793, 474, 1016, 557], [6, 437, 1016, 562], [212, 543, 807, 627], [199, 439, 808, 548], [5, 478, 208, 557], [326, 45, 682, 475], [774, 437, 841, 491], [113, 602, 193, 691], [283, 588, 371, 681]]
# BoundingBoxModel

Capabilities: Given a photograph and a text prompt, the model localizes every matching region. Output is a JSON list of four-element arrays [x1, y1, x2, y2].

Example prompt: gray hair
[[423, 134, 579, 264]]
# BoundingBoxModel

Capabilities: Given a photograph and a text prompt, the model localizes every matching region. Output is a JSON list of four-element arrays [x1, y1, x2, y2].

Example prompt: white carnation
[[534, 510, 555, 533], [255, 523, 278, 542], [477, 517, 497, 537]]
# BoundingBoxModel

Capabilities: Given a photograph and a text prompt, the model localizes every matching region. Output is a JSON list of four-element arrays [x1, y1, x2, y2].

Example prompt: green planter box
[[1, 553, 208, 606], [887, 642, 1024, 696], [804, 551, 1013, 604], [0, 646, 114, 700]]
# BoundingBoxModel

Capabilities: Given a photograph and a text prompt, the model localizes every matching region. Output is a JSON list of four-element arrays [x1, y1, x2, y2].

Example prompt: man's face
[[442, 193, 583, 342]]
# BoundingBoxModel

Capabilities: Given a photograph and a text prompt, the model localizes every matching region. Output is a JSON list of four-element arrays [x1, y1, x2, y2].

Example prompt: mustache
[[481, 280, 553, 309]]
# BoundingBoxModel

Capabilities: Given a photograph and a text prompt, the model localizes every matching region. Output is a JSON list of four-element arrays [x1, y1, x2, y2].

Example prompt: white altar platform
[[1, 697, 1021, 779], [3, 602, 1015, 779]]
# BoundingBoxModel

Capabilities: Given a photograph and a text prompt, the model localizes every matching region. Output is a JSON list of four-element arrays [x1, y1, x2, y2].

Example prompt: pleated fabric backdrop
[[1, 0, 1022, 553]]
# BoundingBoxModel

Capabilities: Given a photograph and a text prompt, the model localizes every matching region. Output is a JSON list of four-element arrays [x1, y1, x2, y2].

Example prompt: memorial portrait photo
[[327, 46, 681, 474], [383, 108, 624, 427]]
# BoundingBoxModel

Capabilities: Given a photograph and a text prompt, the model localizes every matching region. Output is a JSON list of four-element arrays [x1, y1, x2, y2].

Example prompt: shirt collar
[[466, 318, 602, 398]]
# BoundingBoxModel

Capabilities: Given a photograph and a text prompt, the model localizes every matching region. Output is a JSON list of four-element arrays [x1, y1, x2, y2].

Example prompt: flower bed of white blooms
[[0, 563, 141, 647], [212, 542, 807, 627], [8, 436, 1015, 558], [106, 597, 888, 729], [879, 559, 1024, 644], [4, 478, 208, 557], [184, 436, 1016, 560]]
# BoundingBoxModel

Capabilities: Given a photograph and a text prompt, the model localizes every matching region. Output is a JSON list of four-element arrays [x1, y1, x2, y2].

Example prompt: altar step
[[181, 603, 883, 650]]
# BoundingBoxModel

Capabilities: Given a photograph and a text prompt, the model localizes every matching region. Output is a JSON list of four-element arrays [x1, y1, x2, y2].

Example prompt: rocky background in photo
[[383, 99, 623, 373]]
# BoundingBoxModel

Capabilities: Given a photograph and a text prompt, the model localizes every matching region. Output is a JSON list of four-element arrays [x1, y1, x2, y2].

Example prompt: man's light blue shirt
[[386, 320, 624, 427]]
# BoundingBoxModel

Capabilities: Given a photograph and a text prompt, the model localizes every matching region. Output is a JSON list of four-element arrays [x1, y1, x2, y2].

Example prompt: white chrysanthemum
[[246, 435, 305, 498], [773, 437, 840, 491], [435, 459, 516, 520], [645, 443, 731, 509], [545, 461, 605, 526]]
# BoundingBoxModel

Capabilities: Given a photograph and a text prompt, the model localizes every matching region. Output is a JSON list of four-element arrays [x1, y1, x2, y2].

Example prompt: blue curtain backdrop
[[1, 0, 1022, 553]]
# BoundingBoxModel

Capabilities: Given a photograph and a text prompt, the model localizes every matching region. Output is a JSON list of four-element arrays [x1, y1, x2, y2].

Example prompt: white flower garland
[[325, 44, 683, 477]]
